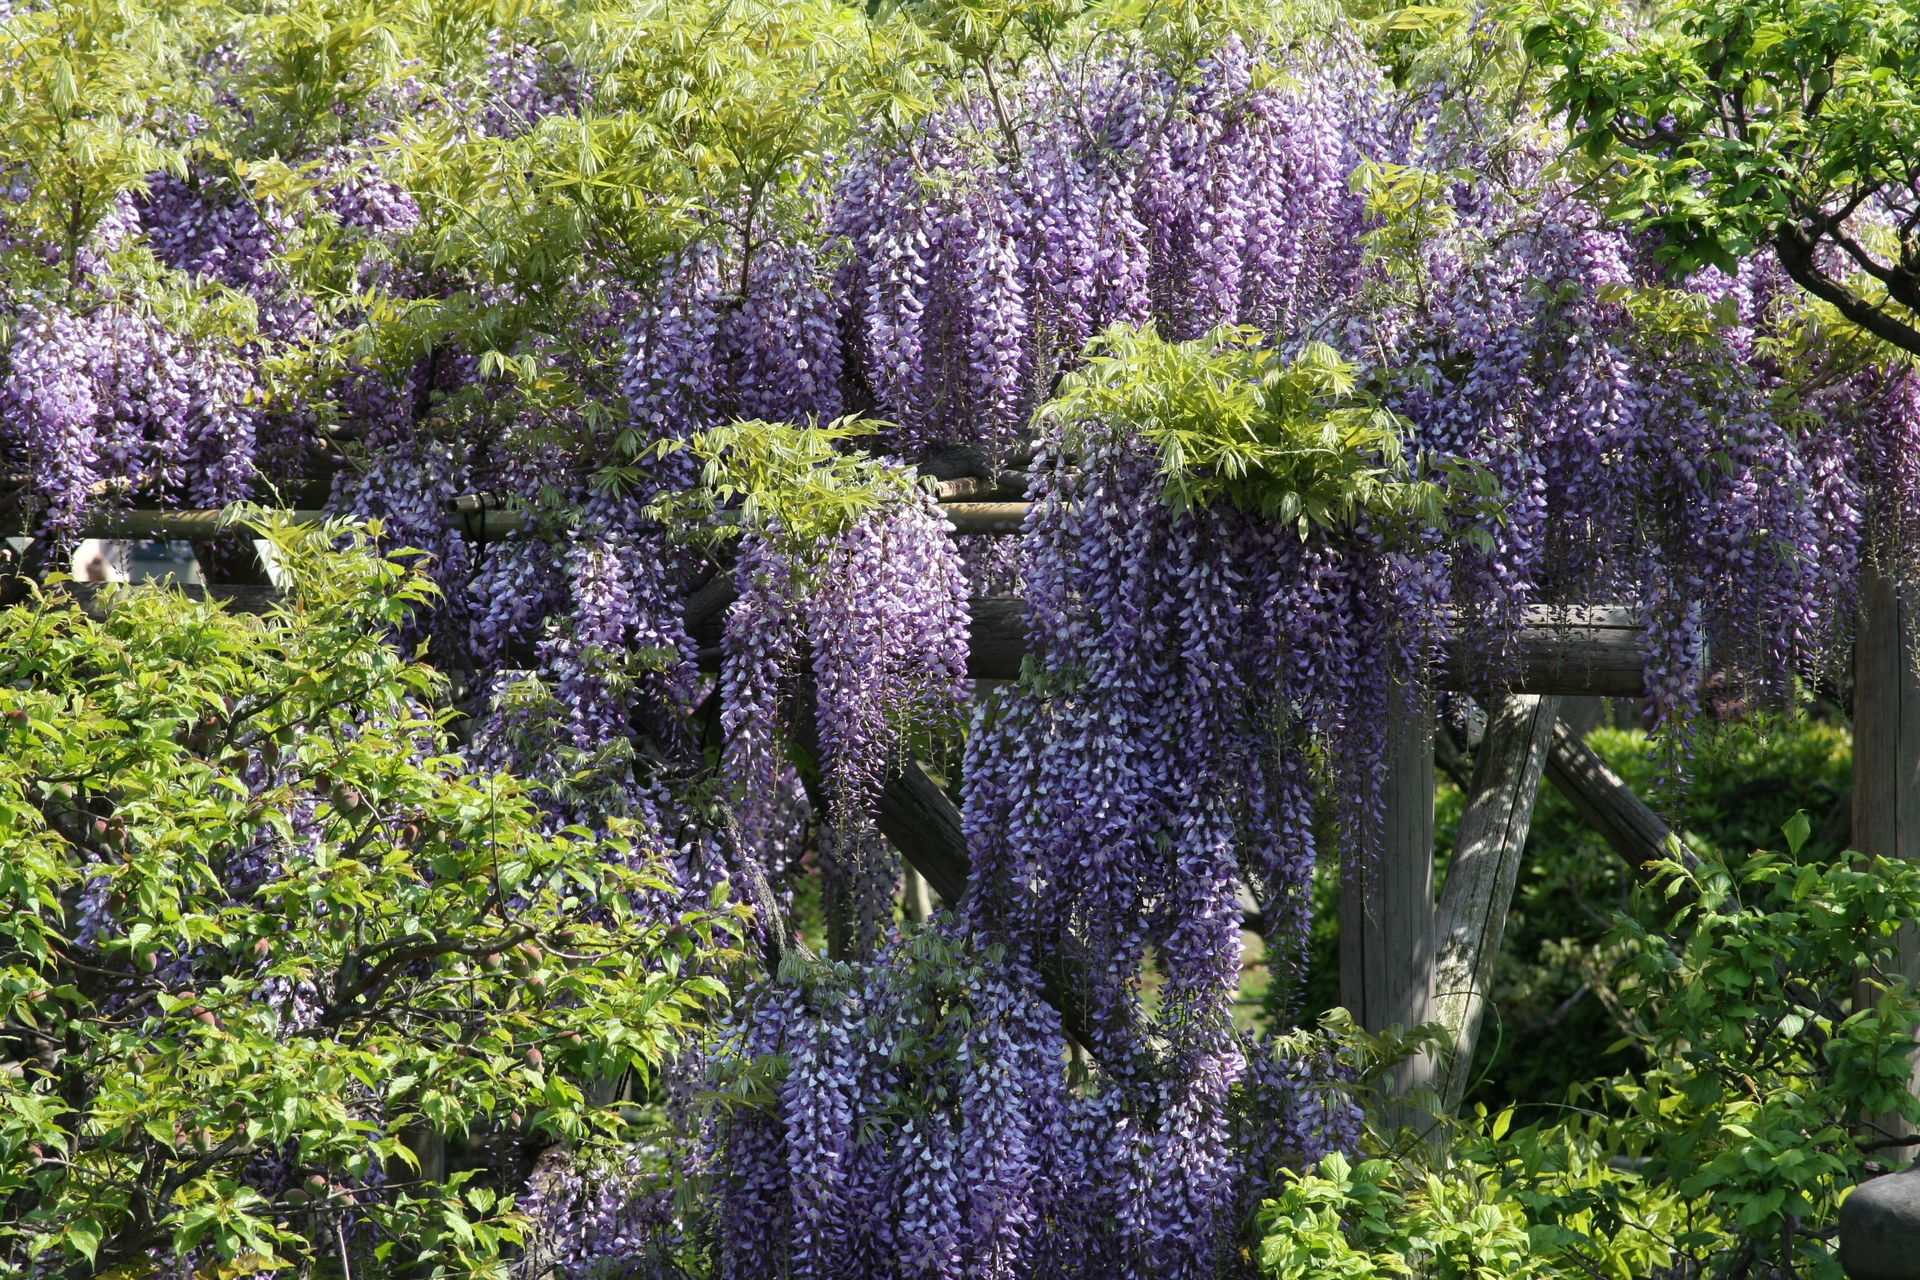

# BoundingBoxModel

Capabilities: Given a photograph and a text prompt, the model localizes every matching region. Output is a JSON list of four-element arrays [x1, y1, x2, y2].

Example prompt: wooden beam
[[964, 596, 1028, 681], [940, 502, 1028, 535], [60, 575, 1652, 699], [779, 672, 1096, 1055], [1854, 566, 1920, 1128], [1544, 719, 1702, 883], [1440, 606, 1644, 697], [870, 767, 1099, 1059], [1428, 694, 1560, 1115], [695, 596, 1650, 697], [871, 760, 972, 907], [36, 509, 335, 539], [960, 601, 1646, 694], [4, 497, 1034, 540], [1340, 686, 1436, 1120]]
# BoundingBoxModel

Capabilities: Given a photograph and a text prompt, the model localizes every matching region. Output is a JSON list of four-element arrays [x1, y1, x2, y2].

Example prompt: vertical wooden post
[[1854, 567, 1920, 1117], [903, 863, 933, 922], [1428, 694, 1560, 1113], [1341, 684, 1436, 1111]]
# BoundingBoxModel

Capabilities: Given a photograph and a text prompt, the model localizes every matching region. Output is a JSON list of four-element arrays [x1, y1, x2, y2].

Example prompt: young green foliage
[[0, 0, 194, 300], [1260, 1149, 1546, 1280], [1043, 323, 1500, 541], [1261, 816, 1920, 1280], [646, 417, 933, 554]]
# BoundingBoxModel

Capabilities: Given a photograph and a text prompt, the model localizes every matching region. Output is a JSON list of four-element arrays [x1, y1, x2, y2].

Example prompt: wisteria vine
[[5, 2, 1920, 1277]]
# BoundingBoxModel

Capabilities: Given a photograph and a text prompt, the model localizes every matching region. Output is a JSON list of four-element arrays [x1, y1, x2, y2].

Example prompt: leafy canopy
[[643, 417, 934, 554], [1524, 0, 1920, 358]]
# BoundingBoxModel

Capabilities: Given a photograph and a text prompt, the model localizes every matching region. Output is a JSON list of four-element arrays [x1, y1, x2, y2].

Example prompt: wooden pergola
[[16, 493, 1920, 1122]]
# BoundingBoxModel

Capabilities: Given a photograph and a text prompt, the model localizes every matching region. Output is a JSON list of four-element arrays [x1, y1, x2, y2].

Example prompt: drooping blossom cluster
[[1368, 141, 1886, 738], [1, 299, 257, 541], [680, 928, 1359, 1280], [719, 493, 969, 955], [949, 411, 1413, 1275], [623, 238, 844, 442], [829, 36, 1367, 461]]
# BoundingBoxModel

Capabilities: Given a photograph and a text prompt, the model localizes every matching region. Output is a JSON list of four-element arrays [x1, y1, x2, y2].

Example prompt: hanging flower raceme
[[696, 928, 1082, 1280], [1, 298, 258, 543], [831, 142, 1031, 459], [623, 236, 843, 443], [956, 325, 1454, 1275], [827, 32, 1372, 465], [700, 422, 968, 954], [1367, 113, 1860, 737]]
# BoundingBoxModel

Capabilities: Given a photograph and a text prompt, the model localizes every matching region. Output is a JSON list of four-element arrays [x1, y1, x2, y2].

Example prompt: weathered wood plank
[[5, 497, 1034, 539], [1442, 608, 1644, 697], [1340, 686, 1436, 1117], [692, 595, 1645, 694], [939, 502, 1029, 535], [62, 576, 1651, 698], [871, 759, 972, 907], [1428, 693, 1560, 1115], [1854, 566, 1920, 1129], [873, 757, 1099, 1059], [962, 600, 1647, 696], [1544, 718, 1701, 883]]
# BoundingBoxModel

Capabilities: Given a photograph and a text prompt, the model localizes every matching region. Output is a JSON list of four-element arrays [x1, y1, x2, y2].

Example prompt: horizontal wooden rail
[[696, 597, 1648, 697], [3, 499, 1032, 539], [1449, 606, 1645, 698], [54, 583, 1650, 698]]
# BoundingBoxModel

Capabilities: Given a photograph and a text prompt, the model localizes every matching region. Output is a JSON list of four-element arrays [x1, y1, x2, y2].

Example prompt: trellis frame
[[19, 496, 1919, 1125]]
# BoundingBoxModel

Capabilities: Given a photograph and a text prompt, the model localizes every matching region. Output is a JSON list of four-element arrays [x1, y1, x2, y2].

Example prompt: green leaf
[[67, 1216, 101, 1264]]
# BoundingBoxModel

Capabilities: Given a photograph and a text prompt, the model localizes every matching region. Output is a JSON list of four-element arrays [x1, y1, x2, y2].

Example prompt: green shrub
[[1461, 719, 1852, 1110], [1261, 815, 1920, 1279], [0, 521, 737, 1278]]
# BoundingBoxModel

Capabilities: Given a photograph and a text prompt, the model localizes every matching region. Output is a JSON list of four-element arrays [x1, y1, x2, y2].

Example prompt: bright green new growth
[[1260, 1150, 1543, 1280], [0, 518, 739, 1278], [645, 417, 932, 554], [1045, 324, 1497, 540]]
